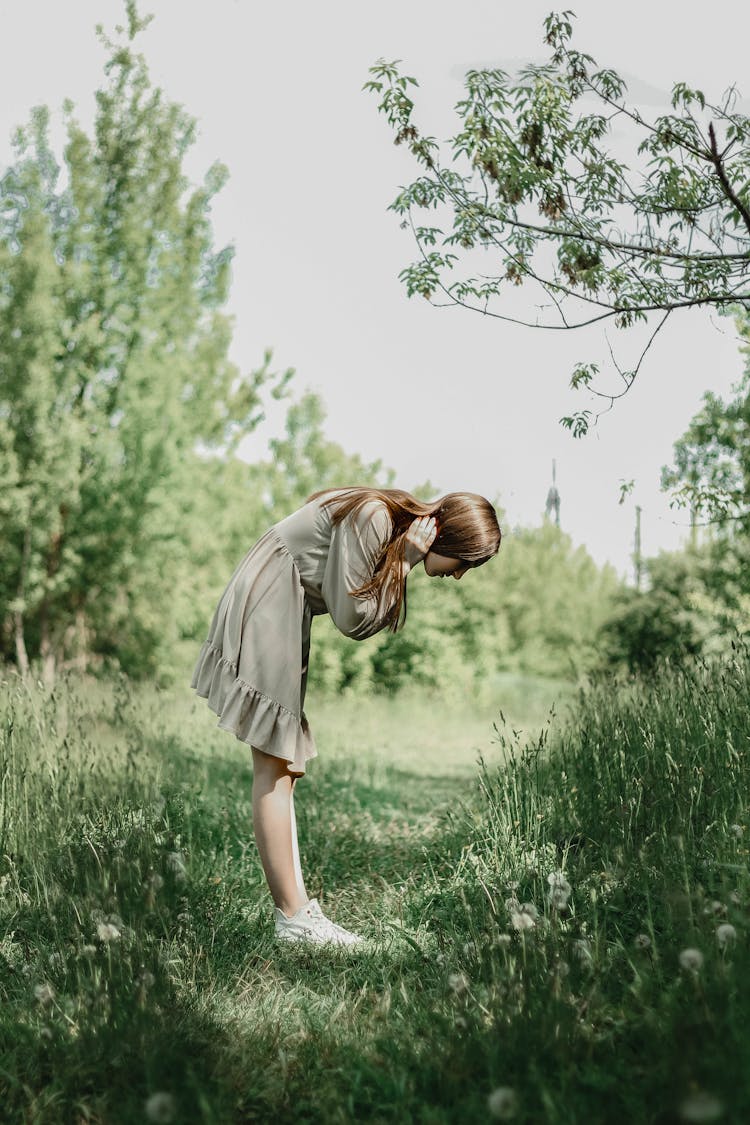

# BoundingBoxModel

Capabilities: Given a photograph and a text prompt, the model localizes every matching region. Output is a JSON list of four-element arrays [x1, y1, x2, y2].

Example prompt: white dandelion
[[96, 922, 121, 943], [166, 852, 187, 882], [448, 972, 470, 996], [729, 824, 743, 838], [678, 948, 704, 972], [572, 938, 593, 965], [716, 923, 737, 948], [634, 933, 652, 950], [487, 1086, 518, 1119], [33, 982, 55, 1006], [496, 933, 512, 948], [144, 1091, 177, 1123], [678, 1089, 724, 1122], [511, 910, 536, 932], [548, 873, 571, 900]]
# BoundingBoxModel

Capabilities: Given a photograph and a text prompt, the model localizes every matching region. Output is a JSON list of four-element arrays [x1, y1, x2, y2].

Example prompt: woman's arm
[[321, 500, 394, 640]]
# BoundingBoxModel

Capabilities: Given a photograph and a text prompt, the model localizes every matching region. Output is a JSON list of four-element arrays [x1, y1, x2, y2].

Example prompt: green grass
[[0, 654, 748, 1122]]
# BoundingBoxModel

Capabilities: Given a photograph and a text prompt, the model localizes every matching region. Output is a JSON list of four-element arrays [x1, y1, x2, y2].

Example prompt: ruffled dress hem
[[190, 639, 317, 775]]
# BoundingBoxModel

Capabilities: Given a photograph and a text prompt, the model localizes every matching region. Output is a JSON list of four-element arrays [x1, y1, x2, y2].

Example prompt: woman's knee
[[251, 746, 302, 784]]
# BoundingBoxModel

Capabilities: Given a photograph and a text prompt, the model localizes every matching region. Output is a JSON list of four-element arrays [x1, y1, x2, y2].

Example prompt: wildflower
[[487, 1086, 518, 1119], [715, 923, 737, 948], [703, 900, 726, 917], [730, 890, 741, 905], [144, 1092, 176, 1123], [137, 969, 156, 989], [678, 1089, 724, 1122], [678, 948, 704, 972], [547, 871, 572, 897], [448, 972, 470, 996], [80, 944, 97, 957], [96, 922, 121, 943], [572, 938, 593, 965], [634, 933, 651, 950], [496, 933, 512, 948], [510, 909, 536, 932], [166, 851, 187, 882], [40, 1026, 53, 1040], [729, 824, 743, 838], [34, 982, 55, 1006], [146, 872, 164, 891]]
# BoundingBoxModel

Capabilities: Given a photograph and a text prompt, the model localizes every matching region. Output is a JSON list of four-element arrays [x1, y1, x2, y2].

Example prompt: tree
[[662, 310, 750, 530], [365, 10, 750, 436], [0, 1, 286, 681]]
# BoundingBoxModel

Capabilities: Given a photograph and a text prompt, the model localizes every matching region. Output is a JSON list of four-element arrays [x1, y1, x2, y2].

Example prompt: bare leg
[[251, 747, 309, 917], [289, 778, 309, 903]]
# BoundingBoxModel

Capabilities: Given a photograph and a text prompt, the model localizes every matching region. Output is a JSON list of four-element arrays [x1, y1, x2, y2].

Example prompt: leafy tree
[[596, 540, 750, 674], [365, 10, 750, 436], [662, 311, 750, 530], [0, 2, 285, 681]]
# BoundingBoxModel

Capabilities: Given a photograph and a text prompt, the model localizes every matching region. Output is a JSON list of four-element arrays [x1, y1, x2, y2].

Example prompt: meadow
[[0, 653, 748, 1124]]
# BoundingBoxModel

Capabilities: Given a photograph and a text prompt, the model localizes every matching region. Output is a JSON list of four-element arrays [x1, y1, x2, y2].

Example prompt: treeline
[[1, 6, 748, 694]]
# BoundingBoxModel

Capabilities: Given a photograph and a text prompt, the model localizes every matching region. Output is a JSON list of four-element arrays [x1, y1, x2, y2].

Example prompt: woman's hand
[[404, 515, 438, 570]]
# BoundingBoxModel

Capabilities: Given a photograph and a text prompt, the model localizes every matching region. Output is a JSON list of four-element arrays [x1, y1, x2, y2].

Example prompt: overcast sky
[[1, 0, 747, 577]]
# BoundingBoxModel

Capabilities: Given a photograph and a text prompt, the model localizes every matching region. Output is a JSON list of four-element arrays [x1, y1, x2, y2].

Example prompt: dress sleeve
[[321, 500, 395, 640]]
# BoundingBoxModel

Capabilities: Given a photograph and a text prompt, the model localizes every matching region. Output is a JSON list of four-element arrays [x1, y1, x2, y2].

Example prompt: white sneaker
[[274, 898, 365, 947]]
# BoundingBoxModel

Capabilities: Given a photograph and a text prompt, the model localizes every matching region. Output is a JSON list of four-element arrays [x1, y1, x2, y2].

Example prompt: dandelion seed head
[[462, 940, 477, 958], [34, 982, 55, 1005], [547, 871, 572, 894], [487, 1085, 518, 1119], [572, 938, 593, 964], [679, 947, 704, 972], [496, 933, 512, 948], [634, 933, 651, 950], [448, 972, 470, 996], [729, 824, 743, 838], [716, 923, 737, 948], [166, 852, 187, 883], [678, 1089, 724, 1122], [96, 922, 121, 943], [511, 910, 536, 932], [730, 890, 741, 905], [548, 887, 571, 910], [144, 1091, 176, 1123]]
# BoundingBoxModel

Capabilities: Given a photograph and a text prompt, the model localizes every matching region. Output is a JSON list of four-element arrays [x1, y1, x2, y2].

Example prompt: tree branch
[[708, 121, 750, 238]]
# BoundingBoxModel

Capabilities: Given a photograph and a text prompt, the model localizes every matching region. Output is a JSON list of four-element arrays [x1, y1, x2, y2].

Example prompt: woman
[[191, 485, 501, 947]]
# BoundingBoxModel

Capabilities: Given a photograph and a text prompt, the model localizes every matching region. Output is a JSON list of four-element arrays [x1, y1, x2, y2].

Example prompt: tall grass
[[0, 652, 748, 1122]]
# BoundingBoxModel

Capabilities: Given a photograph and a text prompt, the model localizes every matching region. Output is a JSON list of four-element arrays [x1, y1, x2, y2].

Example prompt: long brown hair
[[305, 486, 502, 632]]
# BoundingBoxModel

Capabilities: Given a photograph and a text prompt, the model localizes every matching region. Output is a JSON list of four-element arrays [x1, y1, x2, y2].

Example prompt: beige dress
[[190, 490, 395, 774]]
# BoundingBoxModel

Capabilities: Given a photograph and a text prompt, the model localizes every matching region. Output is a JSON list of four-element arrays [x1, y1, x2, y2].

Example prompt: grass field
[[1, 655, 748, 1123]]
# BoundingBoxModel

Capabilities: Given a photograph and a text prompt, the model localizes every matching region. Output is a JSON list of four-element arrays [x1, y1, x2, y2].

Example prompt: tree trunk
[[14, 610, 30, 677], [39, 607, 56, 688]]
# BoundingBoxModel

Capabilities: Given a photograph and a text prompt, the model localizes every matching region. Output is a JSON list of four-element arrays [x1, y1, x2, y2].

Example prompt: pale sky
[[1, 0, 747, 578]]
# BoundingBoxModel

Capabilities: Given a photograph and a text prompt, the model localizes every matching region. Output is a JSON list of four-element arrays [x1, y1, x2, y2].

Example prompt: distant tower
[[545, 459, 561, 527]]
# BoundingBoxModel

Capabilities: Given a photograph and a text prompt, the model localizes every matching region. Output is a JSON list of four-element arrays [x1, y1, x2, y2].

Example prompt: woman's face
[[423, 551, 471, 579]]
